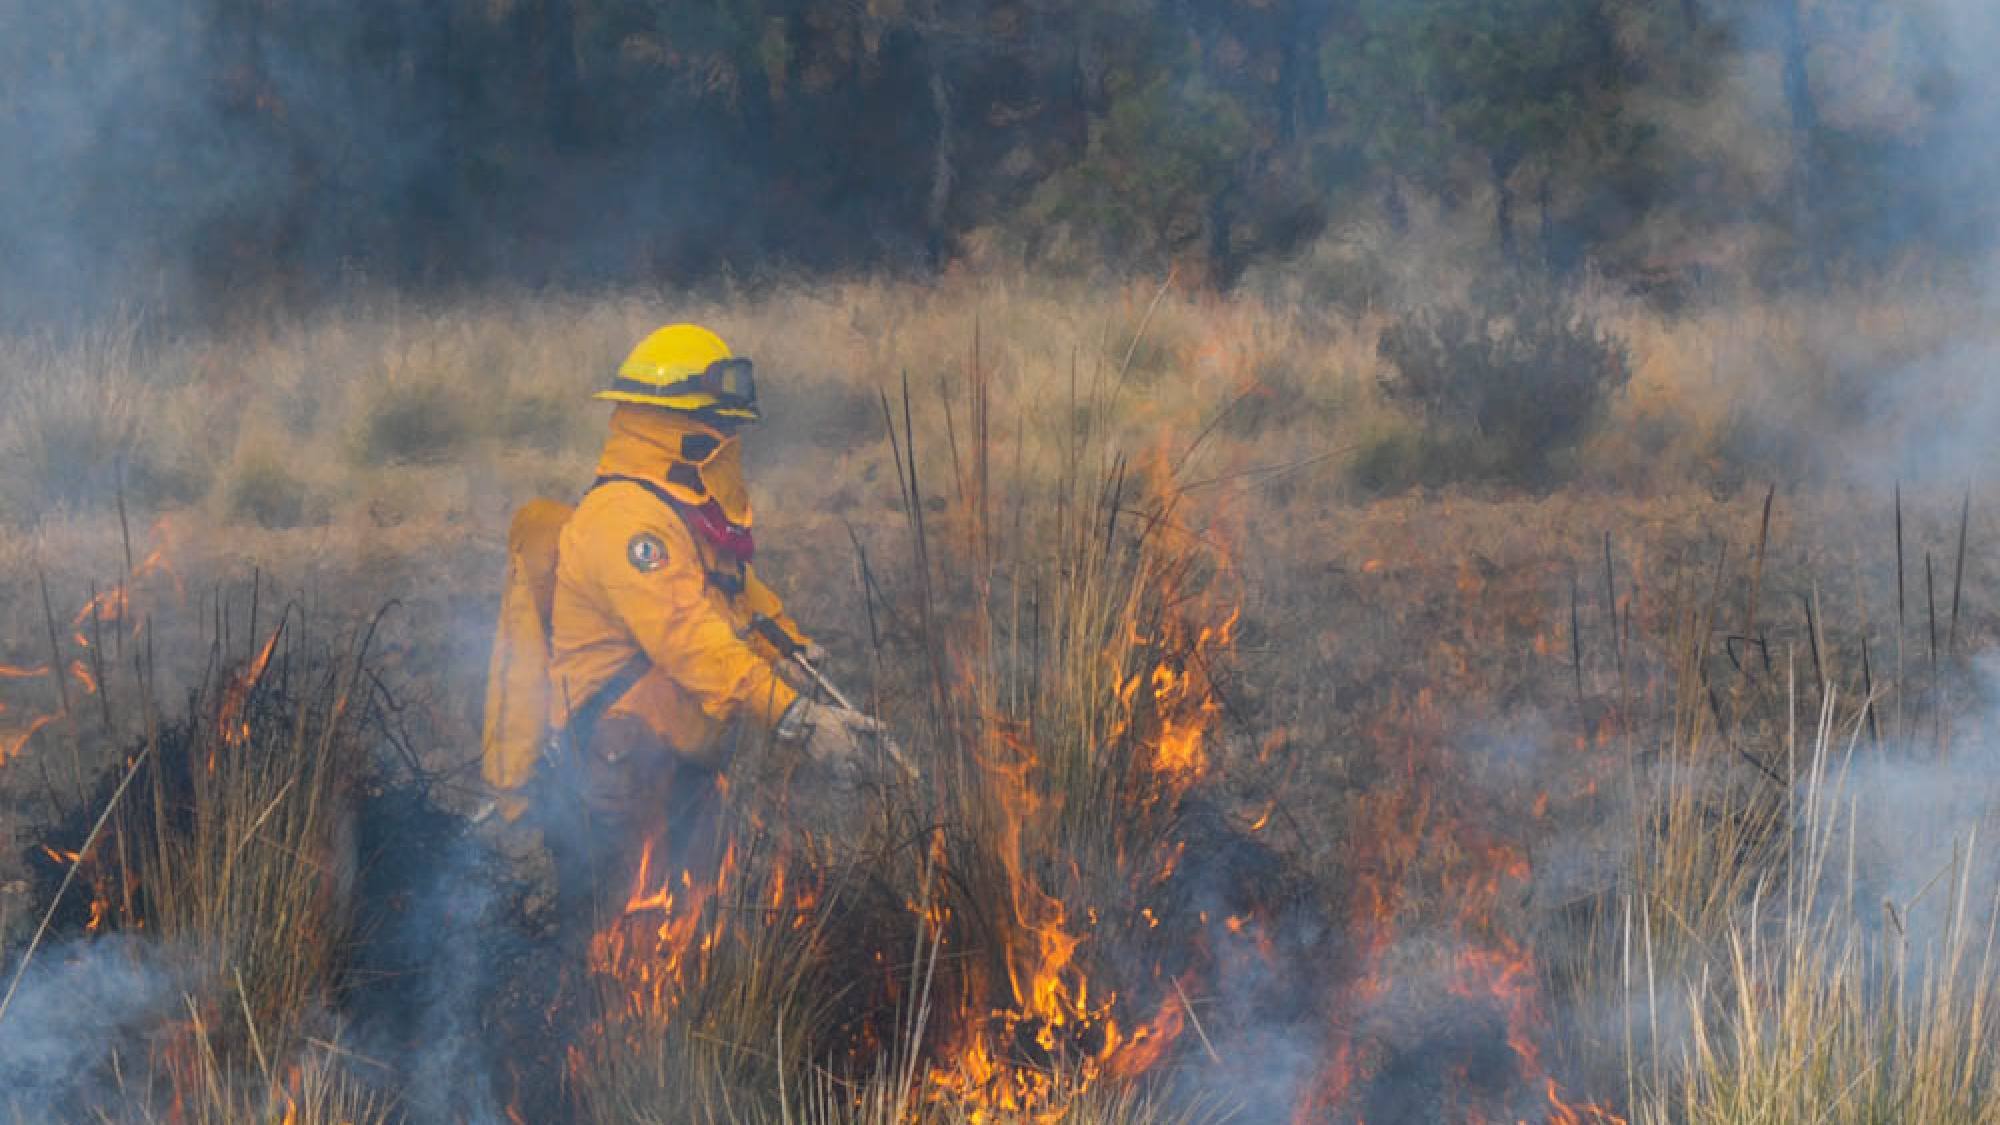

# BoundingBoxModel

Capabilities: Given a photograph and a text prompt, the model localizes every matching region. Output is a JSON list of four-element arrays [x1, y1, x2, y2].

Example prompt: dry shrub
[[1371, 285, 1632, 491], [224, 445, 323, 530], [354, 377, 474, 466], [494, 389, 582, 455]]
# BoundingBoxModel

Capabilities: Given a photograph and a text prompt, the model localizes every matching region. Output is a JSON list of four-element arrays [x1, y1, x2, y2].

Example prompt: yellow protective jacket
[[548, 408, 804, 766]]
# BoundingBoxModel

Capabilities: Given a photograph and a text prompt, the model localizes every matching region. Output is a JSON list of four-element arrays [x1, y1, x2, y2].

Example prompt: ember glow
[[1290, 687, 1626, 1124]]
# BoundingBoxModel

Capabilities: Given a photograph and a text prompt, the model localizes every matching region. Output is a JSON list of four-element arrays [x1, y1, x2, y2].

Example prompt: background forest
[[5, 0, 1992, 322]]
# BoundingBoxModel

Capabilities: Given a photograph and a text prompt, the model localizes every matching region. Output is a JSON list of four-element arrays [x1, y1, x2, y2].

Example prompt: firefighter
[[481, 323, 890, 945]]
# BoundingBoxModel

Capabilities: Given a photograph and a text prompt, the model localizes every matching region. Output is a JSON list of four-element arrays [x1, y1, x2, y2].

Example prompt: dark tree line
[[0, 0, 1990, 321]]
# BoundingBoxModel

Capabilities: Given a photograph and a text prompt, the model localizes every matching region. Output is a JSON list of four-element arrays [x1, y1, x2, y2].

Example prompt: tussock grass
[[0, 609, 392, 1123], [354, 377, 475, 466], [1626, 690, 2000, 1123], [224, 444, 321, 529], [1555, 563, 2000, 1123]]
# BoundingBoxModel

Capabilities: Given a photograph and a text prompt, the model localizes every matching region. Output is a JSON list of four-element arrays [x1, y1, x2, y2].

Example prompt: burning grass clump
[[2, 610, 393, 1123], [556, 371, 1322, 1123]]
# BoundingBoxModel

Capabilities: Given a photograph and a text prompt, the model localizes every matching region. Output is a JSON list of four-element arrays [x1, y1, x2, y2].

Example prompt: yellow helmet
[[598, 324, 761, 422]]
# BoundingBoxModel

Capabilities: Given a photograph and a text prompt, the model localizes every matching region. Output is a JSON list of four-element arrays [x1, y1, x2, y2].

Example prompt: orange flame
[[923, 483, 1240, 1120], [0, 713, 57, 768], [216, 626, 283, 752], [0, 519, 183, 773]]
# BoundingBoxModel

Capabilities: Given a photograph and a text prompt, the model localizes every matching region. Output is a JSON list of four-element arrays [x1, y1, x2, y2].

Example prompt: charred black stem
[[1745, 486, 1774, 684], [1895, 483, 1907, 740], [1102, 454, 1127, 561], [1569, 572, 1585, 718], [1601, 531, 1617, 651], [37, 568, 70, 718], [1927, 551, 1941, 752], [1861, 638, 1881, 747], [1801, 591, 1825, 701], [1949, 488, 1969, 659], [938, 374, 966, 509], [973, 322, 990, 565], [89, 583, 111, 734]]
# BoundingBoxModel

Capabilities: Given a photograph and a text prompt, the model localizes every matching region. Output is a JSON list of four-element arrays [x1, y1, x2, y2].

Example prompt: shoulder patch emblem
[[627, 532, 668, 573]]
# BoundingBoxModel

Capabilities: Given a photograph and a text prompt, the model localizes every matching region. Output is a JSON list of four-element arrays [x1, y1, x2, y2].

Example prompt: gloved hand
[[777, 699, 889, 781]]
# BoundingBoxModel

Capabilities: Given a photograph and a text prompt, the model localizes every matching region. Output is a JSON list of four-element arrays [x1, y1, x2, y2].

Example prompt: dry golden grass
[[0, 268, 1982, 549], [1617, 689, 2000, 1124], [1541, 549, 2000, 1124], [4, 269, 1986, 553]]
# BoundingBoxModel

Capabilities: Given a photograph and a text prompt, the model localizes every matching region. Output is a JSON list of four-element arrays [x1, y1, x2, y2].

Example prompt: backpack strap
[[557, 654, 651, 754], [589, 472, 681, 516], [588, 474, 748, 595]]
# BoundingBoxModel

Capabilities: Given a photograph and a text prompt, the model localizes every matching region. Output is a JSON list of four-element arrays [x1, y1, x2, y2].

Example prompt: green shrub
[[1374, 287, 1631, 489]]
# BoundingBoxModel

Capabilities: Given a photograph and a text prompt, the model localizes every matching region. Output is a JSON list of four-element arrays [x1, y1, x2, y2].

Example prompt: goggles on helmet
[[608, 356, 758, 419]]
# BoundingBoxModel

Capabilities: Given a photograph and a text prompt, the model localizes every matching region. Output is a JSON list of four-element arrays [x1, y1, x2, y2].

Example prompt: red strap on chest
[[677, 498, 756, 565]]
